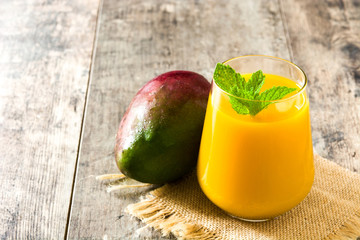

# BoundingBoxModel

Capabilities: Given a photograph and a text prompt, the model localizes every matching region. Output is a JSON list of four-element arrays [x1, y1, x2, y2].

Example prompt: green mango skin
[[115, 71, 210, 184]]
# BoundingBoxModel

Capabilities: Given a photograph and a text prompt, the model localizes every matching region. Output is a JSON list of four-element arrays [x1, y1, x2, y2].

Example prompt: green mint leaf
[[229, 97, 249, 115], [213, 63, 246, 93], [213, 63, 297, 116], [257, 86, 297, 102], [247, 102, 263, 116], [249, 86, 297, 115], [245, 70, 265, 97]]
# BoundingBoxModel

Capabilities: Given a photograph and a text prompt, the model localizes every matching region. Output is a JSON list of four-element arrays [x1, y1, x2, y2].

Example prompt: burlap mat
[[127, 155, 360, 239]]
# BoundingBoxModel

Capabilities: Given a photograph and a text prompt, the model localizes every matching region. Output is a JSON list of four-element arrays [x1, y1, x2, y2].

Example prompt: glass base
[[226, 212, 271, 222]]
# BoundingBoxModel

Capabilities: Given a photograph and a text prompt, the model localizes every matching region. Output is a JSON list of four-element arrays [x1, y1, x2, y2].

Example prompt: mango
[[115, 71, 210, 184]]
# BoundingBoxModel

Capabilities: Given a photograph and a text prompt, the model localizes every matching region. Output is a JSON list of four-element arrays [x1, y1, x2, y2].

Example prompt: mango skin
[[115, 71, 210, 184]]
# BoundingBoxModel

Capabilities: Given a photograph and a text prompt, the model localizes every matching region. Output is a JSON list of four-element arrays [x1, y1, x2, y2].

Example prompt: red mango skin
[[115, 71, 211, 184]]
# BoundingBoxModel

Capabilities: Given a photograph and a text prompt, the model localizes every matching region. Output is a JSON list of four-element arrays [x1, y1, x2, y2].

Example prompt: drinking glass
[[197, 55, 314, 222]]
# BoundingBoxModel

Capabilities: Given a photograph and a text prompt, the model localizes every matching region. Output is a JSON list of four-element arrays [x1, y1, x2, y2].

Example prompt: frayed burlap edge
[[127, 193, 360, 240], [327, 212, 360, 240], [126, 194, 220, 240]]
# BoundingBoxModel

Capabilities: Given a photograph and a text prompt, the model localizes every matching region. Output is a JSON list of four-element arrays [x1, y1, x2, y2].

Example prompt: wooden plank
[[279, 0, 360, 171], [67, 0, 292, 238], [0, 0, 99, 239]]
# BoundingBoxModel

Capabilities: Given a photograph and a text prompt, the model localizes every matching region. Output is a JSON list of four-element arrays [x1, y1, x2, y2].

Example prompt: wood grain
[[0, 0, 99, 239], [280, 0, 360, 171], [67, 0, 293, 238]]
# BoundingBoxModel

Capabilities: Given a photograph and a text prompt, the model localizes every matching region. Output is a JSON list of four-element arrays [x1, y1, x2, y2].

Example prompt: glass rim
[[213, 55, 308, 103]]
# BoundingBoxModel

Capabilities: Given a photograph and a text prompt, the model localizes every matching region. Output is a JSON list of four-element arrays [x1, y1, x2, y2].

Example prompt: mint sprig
[[213, 63, 297, 116]]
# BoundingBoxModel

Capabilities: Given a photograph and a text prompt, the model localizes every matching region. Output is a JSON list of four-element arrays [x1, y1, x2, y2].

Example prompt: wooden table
[[1, 0, 359, 239]]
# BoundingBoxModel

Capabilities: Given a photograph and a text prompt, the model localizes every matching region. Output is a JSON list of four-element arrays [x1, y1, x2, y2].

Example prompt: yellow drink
[[197, 56, 314, 221]]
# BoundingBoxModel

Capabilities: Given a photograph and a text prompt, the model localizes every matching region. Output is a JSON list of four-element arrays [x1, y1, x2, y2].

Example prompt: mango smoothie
[[197, 56, 314, 221]]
